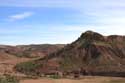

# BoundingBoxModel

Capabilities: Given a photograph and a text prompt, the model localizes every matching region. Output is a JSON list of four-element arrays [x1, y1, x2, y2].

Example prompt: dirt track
[[20, 76, 125, 83]]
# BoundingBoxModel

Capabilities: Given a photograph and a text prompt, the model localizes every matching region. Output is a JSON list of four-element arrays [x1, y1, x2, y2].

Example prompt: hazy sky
[[0, 0, 125, 45]]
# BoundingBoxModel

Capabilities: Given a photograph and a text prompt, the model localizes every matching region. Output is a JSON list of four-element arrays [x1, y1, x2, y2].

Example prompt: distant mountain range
[[0, 44, 65, 60], [15, 31, 125, 77]]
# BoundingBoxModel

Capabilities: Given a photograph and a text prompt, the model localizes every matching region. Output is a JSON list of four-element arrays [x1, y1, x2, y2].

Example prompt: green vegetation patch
[[0, 75, 19, 83], [14, 52, 31, 58], [15, 61, 42, 75], [49, 74, 61, 79], [93, 41, 110, 46]]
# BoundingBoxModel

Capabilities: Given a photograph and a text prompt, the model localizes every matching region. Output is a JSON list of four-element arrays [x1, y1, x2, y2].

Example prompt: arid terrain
[[20, 76, 125, 83], [15, 31, 125, 78], [0, 31, 125, 83], [1, 0, 125, 82], [0, 44, 64, 76], [0, 57, 30, 75]]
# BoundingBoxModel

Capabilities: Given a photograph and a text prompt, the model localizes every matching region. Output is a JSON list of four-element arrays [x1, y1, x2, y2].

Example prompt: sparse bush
[[49, 74, 61, 79], [0, 75, 19, 83], [14, 52, 32, 58], [15, 61, 42, 75]]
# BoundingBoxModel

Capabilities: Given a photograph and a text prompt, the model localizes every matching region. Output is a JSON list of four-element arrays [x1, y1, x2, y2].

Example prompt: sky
[[0, 0, 125, 45]]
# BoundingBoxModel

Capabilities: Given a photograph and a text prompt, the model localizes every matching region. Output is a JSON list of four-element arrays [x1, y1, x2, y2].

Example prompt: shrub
[[15, 61, 42, 75], [0, 75, 19, 83], [49, 74, 61, 79]]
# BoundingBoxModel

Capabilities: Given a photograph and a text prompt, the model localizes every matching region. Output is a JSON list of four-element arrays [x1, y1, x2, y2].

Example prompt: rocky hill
[[15, 31, 125, 77]]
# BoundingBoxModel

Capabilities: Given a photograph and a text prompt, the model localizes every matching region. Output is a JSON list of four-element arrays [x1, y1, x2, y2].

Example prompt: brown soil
[[0, 56, 37, 76], [20, 76, 125, 83]]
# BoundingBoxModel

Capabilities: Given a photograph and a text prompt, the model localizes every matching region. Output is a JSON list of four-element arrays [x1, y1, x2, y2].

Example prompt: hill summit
[[79, 30, 104, 41]]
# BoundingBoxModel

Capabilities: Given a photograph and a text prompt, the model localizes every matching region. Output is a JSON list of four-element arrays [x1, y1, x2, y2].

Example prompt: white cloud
[[8, 12, 33, 21]]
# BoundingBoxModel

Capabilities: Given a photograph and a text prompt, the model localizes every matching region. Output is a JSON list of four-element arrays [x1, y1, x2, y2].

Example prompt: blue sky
[[0, 0, 125, 45]]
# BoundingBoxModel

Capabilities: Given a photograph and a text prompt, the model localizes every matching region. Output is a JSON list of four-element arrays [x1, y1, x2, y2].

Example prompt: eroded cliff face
[[15, 31, 125, 77]]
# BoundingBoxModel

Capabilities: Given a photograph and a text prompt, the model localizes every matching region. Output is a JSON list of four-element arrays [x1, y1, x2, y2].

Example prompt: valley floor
[[20, 76, 125, 83]]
